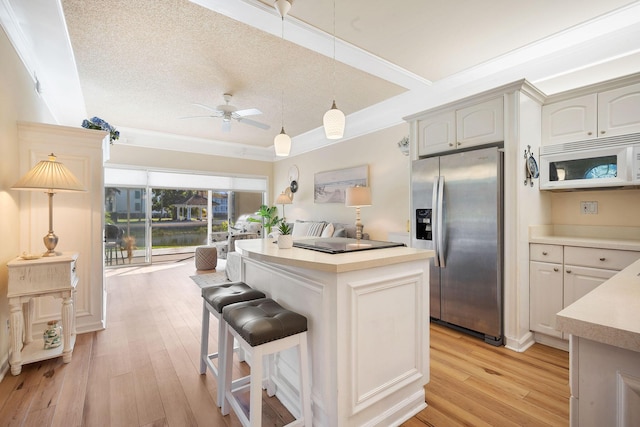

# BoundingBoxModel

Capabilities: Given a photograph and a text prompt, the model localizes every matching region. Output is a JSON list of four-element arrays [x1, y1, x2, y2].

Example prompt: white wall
[[0, 27, 56, 378], [272, 123, 410, 240]]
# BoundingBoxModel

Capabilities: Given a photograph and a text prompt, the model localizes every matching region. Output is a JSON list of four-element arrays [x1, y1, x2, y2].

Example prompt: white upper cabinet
[[542, 94, 597, 145], [542, 81, 640, 145], [456, 97, 504, 149], [416, 97, 504, 156], [417, 110, 456, 156], [598, 82, 640, 137]]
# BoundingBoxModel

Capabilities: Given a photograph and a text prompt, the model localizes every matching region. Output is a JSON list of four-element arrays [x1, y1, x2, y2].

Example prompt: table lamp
[[345, 185, 371, 246], [275, 189, 293, 222], [12, 153, 86, 256]]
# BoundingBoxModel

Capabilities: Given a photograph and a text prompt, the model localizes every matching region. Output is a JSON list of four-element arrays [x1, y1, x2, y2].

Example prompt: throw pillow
[[292, 221, 313, 237], [307, 221, 326, 236], [321, 223, 335, 238], [333, 228, 346, 237]]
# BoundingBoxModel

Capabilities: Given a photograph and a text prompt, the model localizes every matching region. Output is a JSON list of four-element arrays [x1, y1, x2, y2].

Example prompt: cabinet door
[[417, 110, 456, 156], [598, 82, 640, 137], [530, 261, 563, 338], [456, 97, 504, 149], [563, 265, 617, 308], [542, 94, 597, 145], [564, 246, 640, 271]]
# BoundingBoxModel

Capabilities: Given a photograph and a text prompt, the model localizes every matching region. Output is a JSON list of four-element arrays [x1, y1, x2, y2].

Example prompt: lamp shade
[[274, 127, 291, 157], [323, 100, 345, 139], [12, 153, 85, 192], [345, 186, 371, 207], [276, 191, 292, 205]]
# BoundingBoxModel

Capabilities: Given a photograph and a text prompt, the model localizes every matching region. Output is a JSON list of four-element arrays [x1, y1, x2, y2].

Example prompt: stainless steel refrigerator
[[411, 146, 503, 345]]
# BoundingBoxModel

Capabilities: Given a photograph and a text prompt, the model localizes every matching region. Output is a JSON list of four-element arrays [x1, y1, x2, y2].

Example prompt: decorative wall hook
[[524, 145, 539, 187]]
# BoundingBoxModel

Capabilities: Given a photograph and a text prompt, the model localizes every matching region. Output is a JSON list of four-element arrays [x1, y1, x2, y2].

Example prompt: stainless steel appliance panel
[[411, 146, 503, 344], [439, 147, 502, 339], [411, 157, 441, 319]]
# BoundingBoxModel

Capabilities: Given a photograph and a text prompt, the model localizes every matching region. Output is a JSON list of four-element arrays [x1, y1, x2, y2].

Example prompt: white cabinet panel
[[563, 265, 616, 308], [530, 261, 563, 338], [564, 246, 640, 271], [530, 243, 563, 264], [598, 82, 640, 137], [542, 94, 597, 145], [417, 110, 456, 156], [456, 97, 504, 148]]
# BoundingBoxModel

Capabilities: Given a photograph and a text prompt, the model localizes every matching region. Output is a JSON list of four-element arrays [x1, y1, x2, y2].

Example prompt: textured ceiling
[[49, 0, 640, 155], [61, 0, 405, 148]]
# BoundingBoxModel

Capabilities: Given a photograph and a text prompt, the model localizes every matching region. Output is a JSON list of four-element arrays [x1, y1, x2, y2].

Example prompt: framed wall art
[[314, 164, 368, 203]]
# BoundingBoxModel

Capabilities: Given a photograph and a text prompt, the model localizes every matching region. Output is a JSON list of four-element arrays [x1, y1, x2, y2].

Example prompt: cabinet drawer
[[564, 246, 640, 270], [530, 244, 563, 263]]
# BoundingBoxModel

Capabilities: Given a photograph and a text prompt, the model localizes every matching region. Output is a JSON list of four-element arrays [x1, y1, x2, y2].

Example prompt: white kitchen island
[[556, 258, 640, 426], [234, 238, 433, 427]]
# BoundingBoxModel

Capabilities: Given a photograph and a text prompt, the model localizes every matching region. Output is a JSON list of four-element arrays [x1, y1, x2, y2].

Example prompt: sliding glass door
[[104, 167, 267, 267], [104, 186, 149, 266]]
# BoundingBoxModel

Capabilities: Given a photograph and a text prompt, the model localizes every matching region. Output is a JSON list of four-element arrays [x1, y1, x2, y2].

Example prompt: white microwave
[[540, 143, 640, 190]]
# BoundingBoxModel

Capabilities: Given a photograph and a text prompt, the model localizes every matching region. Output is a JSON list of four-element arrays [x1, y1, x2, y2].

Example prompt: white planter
[[277, 234, 293, 249]]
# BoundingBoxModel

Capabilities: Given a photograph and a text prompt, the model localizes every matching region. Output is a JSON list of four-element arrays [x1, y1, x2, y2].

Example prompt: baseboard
[[532, 332, 569, 352], [505, 330, 535, 353], [363, 390, 426, 427]]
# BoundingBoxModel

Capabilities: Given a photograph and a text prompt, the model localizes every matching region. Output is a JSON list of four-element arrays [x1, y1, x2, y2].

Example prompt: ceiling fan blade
[[234, 108, 262, 117], [179, 115, 219, 119], [192, 103, 223, 114], [237, 117, 270, 130], [222, 120, 231, 132]]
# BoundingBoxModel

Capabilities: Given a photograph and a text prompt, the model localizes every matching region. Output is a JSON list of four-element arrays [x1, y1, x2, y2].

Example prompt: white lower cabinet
[[530, 261, 563, 338], [530, 243, 640, 345]]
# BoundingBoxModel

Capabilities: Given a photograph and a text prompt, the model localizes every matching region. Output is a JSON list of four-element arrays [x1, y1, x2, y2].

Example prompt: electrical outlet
[[6, 319, 9, 331], [580, 201, 598, 214]]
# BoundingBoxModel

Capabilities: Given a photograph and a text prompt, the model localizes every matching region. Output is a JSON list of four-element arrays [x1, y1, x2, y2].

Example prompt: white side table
[[7, 252, 78, 375]]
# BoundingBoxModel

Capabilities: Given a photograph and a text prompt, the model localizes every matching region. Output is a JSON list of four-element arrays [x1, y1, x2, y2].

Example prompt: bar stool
[[221, 298, 312, 427], [200, 282, 266, 407]]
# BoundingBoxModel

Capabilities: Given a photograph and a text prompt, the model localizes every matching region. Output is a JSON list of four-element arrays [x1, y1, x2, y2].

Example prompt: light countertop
[[556, 258, 640, 353], [234, 238, 434, 274], [529, 225, 640, 251]]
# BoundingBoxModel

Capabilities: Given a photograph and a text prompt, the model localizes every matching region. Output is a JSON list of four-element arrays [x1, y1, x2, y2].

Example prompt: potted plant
[[277, 221, 293, 249], [248, 205, 282, 236]]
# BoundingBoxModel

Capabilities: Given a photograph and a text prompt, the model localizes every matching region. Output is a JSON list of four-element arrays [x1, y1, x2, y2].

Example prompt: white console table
[[7, 252, 79, 375]]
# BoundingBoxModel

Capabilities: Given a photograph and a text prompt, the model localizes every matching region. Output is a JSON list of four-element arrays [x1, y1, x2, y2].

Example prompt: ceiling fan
[[183, 93, 270, 132]]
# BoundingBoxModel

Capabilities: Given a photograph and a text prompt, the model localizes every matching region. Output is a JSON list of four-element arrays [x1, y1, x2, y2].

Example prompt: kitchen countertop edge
[[556, 258, 640, 353]]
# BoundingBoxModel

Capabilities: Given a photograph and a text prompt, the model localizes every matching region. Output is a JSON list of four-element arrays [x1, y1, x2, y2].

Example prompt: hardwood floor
[[0, 258, 569, 426]]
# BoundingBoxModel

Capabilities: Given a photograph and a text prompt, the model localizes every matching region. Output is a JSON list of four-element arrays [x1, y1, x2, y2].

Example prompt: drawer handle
[[566, 269, 572, 274], [599, 257, 606, 261], [542, 251, 548, 256], [449, 143, 454, 147], [553, 267, 559, 272]]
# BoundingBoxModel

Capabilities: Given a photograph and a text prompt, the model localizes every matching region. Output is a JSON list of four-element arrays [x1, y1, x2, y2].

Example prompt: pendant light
[[323, 0, 345, 140], [274, 0, 291, 18], [274, 11, 291, 156]]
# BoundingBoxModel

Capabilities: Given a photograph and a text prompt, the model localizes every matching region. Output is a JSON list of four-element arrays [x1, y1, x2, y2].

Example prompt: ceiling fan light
[[274, 0, 292, 18], [274, 127, 291, 156], [323, 100, 345, 139]]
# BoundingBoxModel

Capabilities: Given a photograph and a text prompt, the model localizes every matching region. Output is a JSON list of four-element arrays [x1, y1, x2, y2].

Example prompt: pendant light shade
[[274, 0, 292, 18], [324, 0, 345, 140], [323, 100, 345, 139], [274, 127, 291, 156]]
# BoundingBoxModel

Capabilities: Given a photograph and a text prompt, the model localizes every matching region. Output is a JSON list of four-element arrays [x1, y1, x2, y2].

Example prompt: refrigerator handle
[[437, 176, 446, 267], [431, 175, 440, 266]]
